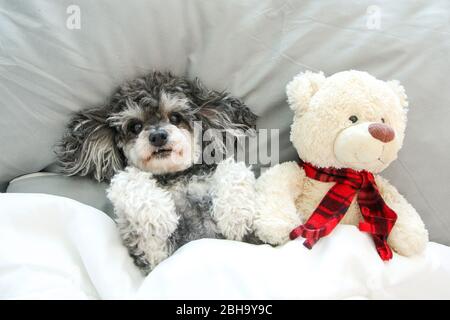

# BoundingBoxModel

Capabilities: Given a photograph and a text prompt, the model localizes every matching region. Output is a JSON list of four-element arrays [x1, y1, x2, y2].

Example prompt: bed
[[1, 0, 449, 299], [1, 193, 450, 299]]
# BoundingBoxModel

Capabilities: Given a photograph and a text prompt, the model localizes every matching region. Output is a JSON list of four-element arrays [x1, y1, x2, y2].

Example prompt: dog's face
[[57, 72, 257, 181], [109, 93, 199, 175]]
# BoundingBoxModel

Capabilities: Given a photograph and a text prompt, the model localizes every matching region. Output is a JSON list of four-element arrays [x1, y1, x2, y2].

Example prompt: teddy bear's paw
[[388, 223, 429, 257], [254, 217, 298, 245]]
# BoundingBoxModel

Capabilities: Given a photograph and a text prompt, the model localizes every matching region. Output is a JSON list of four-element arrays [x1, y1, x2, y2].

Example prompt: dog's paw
[[106, 166, 177, 221], [213, 157, 252, 183], [107, 167, 154, 206], [214, 207, 254, 241], [210, 158, 257, 241], [118, 217, 173, 274], [115, 166, 153, 186], [111, 167, 179, 262]]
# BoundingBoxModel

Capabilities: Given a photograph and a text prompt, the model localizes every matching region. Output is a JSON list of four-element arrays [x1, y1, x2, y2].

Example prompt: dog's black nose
[[149, 129, 168, 147]]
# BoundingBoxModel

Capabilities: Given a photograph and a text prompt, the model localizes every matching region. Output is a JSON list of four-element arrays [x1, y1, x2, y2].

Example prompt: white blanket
[[1, 193, 449, 299]]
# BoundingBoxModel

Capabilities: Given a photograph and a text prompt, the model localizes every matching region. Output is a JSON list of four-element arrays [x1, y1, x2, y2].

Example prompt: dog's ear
[[56, 106, 124, 182], [190, 78, 257, 132]]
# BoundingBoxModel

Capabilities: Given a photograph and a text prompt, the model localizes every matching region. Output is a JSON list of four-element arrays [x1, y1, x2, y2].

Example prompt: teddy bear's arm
[[375, 175, 429, 256], [253, 161, 306, 245]]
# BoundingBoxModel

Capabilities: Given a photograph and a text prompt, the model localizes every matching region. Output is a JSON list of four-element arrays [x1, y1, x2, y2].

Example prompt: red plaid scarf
[[289, 161, 397, 261]]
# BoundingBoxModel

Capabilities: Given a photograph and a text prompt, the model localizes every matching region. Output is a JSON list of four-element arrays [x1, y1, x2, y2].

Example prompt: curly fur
[[107, 159, 260, 274], [57, 71, 259, 273], [57, 107, 124, 181], [254, 70, 428, 257], [56, 71, 257, 182]]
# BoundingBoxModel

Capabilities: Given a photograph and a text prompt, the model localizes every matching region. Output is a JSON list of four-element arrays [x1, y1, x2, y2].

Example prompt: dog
[[57, 71, 259, 273]]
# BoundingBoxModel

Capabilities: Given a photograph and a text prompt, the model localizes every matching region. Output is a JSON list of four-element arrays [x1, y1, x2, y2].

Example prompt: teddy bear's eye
[[381, 118, 385, 123], [349, 115, 358, 123]]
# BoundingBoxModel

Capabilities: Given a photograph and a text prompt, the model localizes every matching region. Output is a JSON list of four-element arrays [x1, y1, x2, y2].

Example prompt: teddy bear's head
[[287, 70, 408, 173]]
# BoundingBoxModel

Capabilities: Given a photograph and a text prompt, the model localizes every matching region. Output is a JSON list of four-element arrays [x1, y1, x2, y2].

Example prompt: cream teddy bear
[[254, 70, 428, 259]]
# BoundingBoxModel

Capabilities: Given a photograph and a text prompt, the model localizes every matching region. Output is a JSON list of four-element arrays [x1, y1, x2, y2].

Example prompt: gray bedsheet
[[0, 0, 449, 244]]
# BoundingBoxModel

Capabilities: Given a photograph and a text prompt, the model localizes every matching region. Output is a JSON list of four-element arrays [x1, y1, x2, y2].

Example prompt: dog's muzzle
[[149, 129, 169, 147]]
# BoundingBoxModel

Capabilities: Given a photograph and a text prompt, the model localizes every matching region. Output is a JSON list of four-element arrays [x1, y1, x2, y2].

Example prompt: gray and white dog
[[57, 71, 259, 273]]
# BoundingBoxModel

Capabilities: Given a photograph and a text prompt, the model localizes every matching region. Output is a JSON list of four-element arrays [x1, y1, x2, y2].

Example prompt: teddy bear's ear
[[286, 71, 326, 114], [387, 80, 409, 109]]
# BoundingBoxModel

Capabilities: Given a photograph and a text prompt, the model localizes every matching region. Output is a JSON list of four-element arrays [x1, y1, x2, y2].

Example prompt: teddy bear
[[253, 70, 428, 260]]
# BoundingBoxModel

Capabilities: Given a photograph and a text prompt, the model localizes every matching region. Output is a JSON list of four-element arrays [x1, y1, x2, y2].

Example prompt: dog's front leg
[[210, 158, 257, 241], [107, 167, 179, 274]]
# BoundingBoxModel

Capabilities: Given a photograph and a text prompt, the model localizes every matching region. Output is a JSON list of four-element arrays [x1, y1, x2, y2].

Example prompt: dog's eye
[[381, 118, 385, 123], [349, 115, 358, 123], [128, 121, 143, 135], [169, 113, 182, 125]]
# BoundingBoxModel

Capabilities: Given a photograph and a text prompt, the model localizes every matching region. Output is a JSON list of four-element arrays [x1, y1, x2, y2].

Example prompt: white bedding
[[1, 193, 449, 300]]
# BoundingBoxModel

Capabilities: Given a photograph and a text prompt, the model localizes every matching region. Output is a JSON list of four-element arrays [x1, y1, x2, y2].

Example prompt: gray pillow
[[6, 173, 114, 218], [0, 0, 449, 244]]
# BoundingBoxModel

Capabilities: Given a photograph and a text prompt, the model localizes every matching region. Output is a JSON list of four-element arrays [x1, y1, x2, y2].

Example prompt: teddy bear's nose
[[368, 123, 395, 143]]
